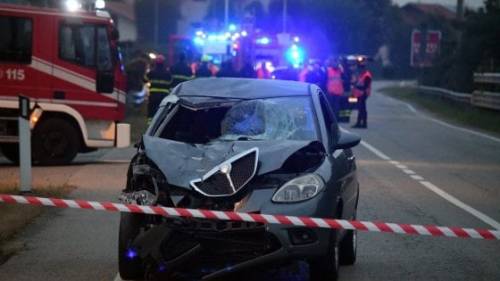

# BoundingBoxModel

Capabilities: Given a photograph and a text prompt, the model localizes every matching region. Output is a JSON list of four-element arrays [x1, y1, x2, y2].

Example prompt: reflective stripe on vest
[[327, 67, 344, 96], [352, 71, 372, 98]]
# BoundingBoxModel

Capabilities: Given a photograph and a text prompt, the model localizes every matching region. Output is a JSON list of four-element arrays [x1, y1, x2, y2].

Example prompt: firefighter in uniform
[[352, 60, 372, 128], [145, 55, 172, 123], [326, 57, 344, 119], [170, 52, 193, 87]]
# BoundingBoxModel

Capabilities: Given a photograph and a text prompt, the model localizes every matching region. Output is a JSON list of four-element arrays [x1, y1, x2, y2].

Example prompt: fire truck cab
[[0, 4, 130, 165]]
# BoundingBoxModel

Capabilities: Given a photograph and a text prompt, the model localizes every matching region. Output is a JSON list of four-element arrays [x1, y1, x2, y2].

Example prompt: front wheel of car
[[119, 213, 145, 280], [339, 213, 357, 265], [309, 235, 339, 281]]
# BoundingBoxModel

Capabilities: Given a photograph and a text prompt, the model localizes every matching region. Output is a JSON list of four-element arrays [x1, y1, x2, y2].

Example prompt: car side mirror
[[96, 71, 114, 93], [335, 130, 361, 150]]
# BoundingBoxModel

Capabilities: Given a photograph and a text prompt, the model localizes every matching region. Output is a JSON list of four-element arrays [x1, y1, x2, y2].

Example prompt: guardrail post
[[18, 95, 32, 193]]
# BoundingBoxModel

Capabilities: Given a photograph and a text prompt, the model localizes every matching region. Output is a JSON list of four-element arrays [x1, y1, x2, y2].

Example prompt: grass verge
[[0, 184, 74, 265], [379, 86, 500, 137]]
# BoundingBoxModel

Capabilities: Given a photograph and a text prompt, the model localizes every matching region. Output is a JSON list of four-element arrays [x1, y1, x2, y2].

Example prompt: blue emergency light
[[286, 44, 305, 68]]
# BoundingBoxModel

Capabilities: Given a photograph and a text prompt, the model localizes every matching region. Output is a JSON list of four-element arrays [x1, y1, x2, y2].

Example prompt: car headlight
[[272, 174, 325, 203]]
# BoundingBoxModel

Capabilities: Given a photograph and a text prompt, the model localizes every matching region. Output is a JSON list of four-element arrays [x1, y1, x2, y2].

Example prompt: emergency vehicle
[[0, 3, 130, 165]]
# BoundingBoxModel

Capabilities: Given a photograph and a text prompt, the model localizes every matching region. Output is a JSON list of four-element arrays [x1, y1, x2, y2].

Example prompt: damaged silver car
[[119, 78, 361, 281]]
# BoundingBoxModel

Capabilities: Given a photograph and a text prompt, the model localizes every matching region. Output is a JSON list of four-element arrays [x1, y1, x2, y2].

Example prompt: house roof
[[401, 3, 456, 25]]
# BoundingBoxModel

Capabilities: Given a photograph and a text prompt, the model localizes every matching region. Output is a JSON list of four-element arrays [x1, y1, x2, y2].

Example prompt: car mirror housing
[[335, 131, 361, 150]]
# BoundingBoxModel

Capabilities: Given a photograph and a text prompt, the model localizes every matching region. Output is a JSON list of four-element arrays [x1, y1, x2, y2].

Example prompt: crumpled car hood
[[143, 135, 317, 189]]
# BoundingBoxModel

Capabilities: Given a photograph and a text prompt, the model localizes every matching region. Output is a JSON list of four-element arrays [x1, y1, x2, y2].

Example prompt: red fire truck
[[0, 4, 130, 165]]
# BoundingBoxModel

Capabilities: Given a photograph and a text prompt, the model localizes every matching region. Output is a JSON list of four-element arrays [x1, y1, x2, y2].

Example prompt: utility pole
[[154, 0, 159, 46], [457, 0, 465, 21], [283, 0, 288, 33], [224, 0, 229, 28]]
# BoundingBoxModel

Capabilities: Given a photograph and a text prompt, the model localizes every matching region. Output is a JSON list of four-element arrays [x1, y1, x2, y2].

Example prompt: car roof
[[175, 78, 313, 99]]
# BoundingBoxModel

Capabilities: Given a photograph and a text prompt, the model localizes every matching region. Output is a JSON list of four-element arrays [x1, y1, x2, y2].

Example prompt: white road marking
[[402, 169, 416, 175], [351, 126, 500, 230], [419, 181, 500, 230], [113, 273, 122, 281], [410, 175, 424, 181], [390, 95, 500, 144], [405, 103, 417, 113], [360, 140, 391, 160]]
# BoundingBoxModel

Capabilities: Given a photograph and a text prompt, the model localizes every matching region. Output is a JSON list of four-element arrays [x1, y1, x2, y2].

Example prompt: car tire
[[0, 143, 19, 164], [32, 118, 79, 165], [119, 213, 146, 280], [309, 233, 339, 281], [339, 228, 357, 265]]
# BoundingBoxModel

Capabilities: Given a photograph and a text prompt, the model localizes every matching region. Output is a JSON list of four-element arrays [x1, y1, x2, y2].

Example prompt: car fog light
[[288, 228, 317, 245], [272, 174, 324, 203]]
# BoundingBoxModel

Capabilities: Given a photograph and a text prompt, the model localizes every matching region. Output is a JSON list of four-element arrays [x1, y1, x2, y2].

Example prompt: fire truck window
[[97, 27, 112, 71], [59, 24, 96, 68], [0, 16, 32, 64]]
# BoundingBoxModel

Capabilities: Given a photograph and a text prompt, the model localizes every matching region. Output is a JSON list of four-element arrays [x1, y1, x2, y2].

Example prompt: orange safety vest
[[257, 67, 270, 79], [352, 70, 372, 98], [298, 68, 308, 82], [327, 67, 344, 96]]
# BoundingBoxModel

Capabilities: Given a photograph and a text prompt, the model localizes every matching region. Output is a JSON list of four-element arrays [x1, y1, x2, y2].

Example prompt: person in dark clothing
[[305, 60, 327, 92], [239, 62, 257, 78], [352, 64, 372, 128], [196, 61, 212, 77], [170, 53, 193, 86], [341, 57, 353, 93], [145, 55, 172, 122], [217, 60, 238, 78]]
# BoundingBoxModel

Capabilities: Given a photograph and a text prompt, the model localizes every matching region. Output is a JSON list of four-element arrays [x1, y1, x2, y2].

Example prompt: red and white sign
[[411, 29, 441, 67]]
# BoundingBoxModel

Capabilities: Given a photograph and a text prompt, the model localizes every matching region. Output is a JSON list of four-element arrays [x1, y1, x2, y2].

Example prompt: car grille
[[190, 148, 258, 197]]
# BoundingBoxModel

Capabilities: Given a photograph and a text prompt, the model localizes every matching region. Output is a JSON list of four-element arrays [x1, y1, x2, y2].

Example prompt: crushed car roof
[[175, 78, 313, 99]]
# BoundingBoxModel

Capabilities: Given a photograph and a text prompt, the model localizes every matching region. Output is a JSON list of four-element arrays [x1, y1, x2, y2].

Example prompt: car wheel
[[339, 228, 357, 265], [309, 234, 339, 281], [119, 213, 146, 280], [0, 143, 19, 164], [32, 118, 79, 165]]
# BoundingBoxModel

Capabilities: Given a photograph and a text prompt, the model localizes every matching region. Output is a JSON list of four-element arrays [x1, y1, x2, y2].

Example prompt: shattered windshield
[[157, 96, 318, 143]]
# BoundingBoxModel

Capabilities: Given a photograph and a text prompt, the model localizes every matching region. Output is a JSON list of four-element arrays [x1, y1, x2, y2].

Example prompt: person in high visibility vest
[[352, 61, 372, 128], [145, 55, 172, 123], [326, 57, 344, 119]]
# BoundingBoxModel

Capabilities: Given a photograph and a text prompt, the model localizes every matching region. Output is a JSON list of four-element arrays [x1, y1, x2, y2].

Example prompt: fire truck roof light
[[95, 0, 105, 9], [65, 0, 82, 12], [241, 30, 248, 37], [293, 36, 300, 43], [193, 37, 204, 46], [148, 53, 157, 60], [256, 37, 271, 45], [229, 24, 237, 32]]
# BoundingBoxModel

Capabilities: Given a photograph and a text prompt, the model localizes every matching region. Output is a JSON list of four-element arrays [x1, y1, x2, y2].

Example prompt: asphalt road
[[0, 81, 499, 280]]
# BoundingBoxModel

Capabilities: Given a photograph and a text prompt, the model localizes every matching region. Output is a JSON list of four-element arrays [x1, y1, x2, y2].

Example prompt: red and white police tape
[[1, 194, 499, 240]]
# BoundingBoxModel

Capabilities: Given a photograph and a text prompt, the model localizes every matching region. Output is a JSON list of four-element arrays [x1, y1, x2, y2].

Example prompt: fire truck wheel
[[0, 143, 20, 164], [32, 118, 80, 165]]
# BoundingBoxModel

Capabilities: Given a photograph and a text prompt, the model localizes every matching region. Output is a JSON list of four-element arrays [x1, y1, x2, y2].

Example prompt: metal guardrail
[[472, 73, 500, 111], [413, 73, 500, 111], [416, 85, 471, 104]]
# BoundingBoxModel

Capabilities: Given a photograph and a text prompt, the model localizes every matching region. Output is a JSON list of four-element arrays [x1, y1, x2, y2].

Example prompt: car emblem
[[219, 163, 232, 175]]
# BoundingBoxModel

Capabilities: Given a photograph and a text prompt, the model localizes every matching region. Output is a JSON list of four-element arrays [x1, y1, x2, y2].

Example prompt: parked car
[[118, 78, 361, 281]]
